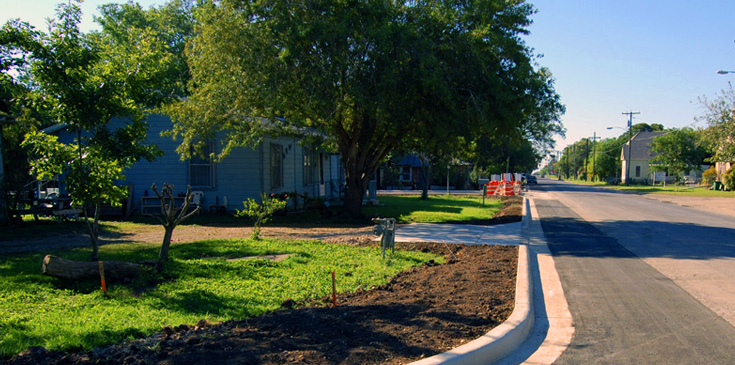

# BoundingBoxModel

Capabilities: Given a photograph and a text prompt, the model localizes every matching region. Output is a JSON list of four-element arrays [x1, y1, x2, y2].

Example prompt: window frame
[[271, 143, 283, 189], [303, 147, 315, 186], [189, 142, 215, 189], [400, 166, 412, 182]]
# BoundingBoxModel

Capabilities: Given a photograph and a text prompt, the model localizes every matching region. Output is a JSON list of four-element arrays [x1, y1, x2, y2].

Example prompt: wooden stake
[[331, 271, 337, 307]]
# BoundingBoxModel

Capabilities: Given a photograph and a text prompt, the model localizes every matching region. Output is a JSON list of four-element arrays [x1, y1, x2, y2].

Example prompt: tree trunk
[[42, 255, 141, 280], [420, 159, 429, 200], [157, 225, 175, 271], [342, 176, 365, 219]]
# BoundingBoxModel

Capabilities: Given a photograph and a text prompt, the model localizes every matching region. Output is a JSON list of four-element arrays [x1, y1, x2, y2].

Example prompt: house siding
[[44, 115, 343, 214]]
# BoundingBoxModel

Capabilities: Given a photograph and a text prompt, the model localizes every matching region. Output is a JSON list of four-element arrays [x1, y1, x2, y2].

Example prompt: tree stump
[[42, 255, 141, 280]]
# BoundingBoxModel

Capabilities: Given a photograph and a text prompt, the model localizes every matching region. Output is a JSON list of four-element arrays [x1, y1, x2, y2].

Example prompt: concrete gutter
[[408, 197, 535, 365]]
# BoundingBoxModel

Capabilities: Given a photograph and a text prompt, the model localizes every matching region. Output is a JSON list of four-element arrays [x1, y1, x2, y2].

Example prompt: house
[[43, 114, 344, 215], [390, 154, 426, 189], [621, 131, 706, 184], [381, 154, 474, 190], [620, 132, 666, 184]]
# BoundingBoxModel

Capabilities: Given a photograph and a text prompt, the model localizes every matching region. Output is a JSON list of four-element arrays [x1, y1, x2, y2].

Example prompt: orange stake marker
[[98, 261, 107, 294]]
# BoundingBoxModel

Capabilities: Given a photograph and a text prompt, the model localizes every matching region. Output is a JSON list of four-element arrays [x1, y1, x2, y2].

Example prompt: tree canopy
[[650, 128, 705, 181], [165, 0, 564, 217], [1, 0, 193, 255], [698, 85, 735, 165]]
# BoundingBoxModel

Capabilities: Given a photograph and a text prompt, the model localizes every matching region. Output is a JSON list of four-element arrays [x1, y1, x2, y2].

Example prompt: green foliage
[[698, 85, 735, 164], [702, 166, 718, 186], [236, 193, 288, 240], [650, 128, 706, 181], [723, 167, 735, 191], [6, 1, 176, 258], [362, 195, 504, 224], [0, 238, 440, 357], [164, 0, 564, 218]]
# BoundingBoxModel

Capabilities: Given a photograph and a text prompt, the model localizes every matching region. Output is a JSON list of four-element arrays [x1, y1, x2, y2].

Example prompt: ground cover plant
[[0, 237, 441, 358]]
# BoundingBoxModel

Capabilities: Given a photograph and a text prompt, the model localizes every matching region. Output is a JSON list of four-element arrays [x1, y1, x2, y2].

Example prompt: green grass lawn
[[363, 194, 504, 223], [564, 179, 735, 197], [0, 238, 441, 357]]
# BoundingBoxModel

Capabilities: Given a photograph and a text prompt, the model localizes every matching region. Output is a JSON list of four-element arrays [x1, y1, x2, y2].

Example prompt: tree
[[698, 85, 735, 166], [591, 137, 624, 182], [1, 20, 46, 225], [165, 0, 564, 218], [8, 1, 163, 260], [649, 128, 705, 184], [93, 0, 196, 106], [149, 183, 199, 271]]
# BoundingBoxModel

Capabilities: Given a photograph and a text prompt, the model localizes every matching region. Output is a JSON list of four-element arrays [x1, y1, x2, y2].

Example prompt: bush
[[702, 166, 717, 186], [236, 194, 287, 239], [723, 167, 735, 191]]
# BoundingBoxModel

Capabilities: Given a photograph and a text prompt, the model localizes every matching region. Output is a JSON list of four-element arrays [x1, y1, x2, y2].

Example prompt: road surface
[[533, 179, 735, 363]]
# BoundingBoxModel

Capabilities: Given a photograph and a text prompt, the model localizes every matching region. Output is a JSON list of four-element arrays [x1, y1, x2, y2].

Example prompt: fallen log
[[42, 255, 141, 280]]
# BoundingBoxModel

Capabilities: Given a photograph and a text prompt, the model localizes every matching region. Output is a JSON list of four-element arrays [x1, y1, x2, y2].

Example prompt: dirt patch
[[3, 196, 522, 365]]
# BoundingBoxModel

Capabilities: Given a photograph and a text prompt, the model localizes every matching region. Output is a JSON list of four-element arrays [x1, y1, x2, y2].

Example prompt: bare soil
[[3, 196, 522, 365]]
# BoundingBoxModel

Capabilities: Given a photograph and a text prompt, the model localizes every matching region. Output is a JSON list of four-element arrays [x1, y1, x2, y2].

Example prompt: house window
[[400, 166, 411, 181], [190, 142, 214, 188], [271, 143, 283, 189], [635, 166, 641, 178], [303, 147, 315, 186]]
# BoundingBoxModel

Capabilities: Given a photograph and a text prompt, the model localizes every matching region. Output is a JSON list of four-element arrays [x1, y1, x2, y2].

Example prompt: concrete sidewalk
[[405, 196, 572, 365], [395, 221, 524, 246]]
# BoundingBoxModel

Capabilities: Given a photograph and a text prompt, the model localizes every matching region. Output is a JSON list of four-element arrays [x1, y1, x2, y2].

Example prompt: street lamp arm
[[717, 70, 735, 75]]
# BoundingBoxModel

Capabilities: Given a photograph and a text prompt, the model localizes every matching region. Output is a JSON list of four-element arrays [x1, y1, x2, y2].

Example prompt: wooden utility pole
[[622, 111, 640, 184]]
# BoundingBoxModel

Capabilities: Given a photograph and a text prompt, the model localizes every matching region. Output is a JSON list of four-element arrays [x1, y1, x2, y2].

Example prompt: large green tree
[[649, 128, 705, 183], [4, 1, 184, 259], [165, 0, 564, 217], [698, 85, 735, 166]]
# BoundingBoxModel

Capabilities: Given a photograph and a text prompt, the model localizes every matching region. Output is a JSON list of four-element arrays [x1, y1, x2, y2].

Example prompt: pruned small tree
[[149, 183, 199, 271]]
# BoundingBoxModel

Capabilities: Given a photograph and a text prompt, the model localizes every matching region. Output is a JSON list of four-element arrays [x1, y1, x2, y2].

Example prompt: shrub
[[236, 193, 287, 239], [723, 167, 735, 191], [702, 166, 717, 186]]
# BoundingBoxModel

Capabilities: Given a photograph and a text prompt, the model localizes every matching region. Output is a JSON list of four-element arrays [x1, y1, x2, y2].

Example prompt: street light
[[717, 70, 735, 75]]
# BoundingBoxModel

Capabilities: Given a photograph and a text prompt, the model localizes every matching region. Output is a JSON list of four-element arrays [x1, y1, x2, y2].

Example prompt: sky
[[2, 0, 735, 157], [524, 0, 735, 155]]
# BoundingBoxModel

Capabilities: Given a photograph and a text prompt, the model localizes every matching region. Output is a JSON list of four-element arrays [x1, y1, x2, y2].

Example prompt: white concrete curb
[[408, 197, 534, 364]]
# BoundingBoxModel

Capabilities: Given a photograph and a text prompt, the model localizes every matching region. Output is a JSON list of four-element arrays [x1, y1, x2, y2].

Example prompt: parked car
[[525, 175, 538, 184]]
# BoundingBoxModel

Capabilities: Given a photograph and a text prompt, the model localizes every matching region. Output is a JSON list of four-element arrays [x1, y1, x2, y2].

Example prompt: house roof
[[395, 154, 426, 167], [621, 131, 666, 161], [41, 123, 70, 134]]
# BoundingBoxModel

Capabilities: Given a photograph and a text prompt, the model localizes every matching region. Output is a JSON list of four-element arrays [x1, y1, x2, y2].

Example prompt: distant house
[[621, 131, 706, 184], [382, 154, 474, 190], [44, 114, 343, 215], [393, 154, 426, 188]]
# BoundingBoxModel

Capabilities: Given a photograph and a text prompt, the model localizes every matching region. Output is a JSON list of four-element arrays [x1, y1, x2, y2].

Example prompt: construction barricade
[[484, 173, 523, 196]]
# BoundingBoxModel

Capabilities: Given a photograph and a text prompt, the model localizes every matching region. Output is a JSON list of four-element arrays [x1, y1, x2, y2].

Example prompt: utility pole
[[572, 144, 576, 180], [622, 111, 640, 184], [584, 138, 589, 181], [591, 132, 600, 182]]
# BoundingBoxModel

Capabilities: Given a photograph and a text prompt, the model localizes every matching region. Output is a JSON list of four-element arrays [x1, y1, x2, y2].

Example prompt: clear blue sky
[[3, 0, 735, 155], [524, 0, 735, 154]]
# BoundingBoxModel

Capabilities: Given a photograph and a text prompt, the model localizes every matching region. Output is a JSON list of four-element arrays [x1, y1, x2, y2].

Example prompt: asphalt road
[[533, 179, 735, 363]]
